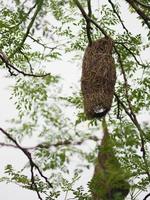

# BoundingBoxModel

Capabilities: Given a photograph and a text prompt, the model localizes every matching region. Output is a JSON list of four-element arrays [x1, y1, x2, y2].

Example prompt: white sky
[[0, 0, 150, 200]]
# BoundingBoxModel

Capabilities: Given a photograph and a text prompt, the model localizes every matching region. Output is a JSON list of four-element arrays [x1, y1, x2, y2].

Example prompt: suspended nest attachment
[[81, 37, 116, 119]]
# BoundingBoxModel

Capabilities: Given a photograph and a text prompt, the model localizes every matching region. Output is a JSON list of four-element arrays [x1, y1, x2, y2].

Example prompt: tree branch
[[0, 128, 44, 200], [0, 51, 51, 77], [10, 0, 43, 59], [114, 46, 133, 113], [108, 0, 130, 36], [86, 0, 92, 45], [114, 44, 150, 182], [125, 0, 150, 29], [0, 136, 99, 150], [30, 162, 43, 200], [114, 93, 150, 182], [73, 0, 108, 37], [0, 128, 53, 193], [115, 42, 146, 68], [143, 192, 150, 200], [28, 35, 60, 51], [19, 50, 33, 74]]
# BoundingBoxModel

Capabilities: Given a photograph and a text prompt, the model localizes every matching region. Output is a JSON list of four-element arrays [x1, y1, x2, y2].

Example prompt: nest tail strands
[[81, 37, 116, 119]]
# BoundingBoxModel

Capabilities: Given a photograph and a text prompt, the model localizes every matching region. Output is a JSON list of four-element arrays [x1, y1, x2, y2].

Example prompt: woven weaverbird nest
[[81, 37, 116, 119]]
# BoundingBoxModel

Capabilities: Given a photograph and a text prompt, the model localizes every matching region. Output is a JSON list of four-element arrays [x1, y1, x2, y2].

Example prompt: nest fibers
[[81, 37, 116, 119]]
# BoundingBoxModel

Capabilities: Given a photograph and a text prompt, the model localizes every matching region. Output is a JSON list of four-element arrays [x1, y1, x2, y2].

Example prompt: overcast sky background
[[0, 0, 150, 199]]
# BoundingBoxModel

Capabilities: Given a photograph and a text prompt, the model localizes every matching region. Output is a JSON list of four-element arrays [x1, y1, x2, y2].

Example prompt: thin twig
[[115, 48, 150, 177], [64, 190, 69, 200], [87, 0, 92, 21], [30, 163, 43, 200], [114, 42, 150, 182], [0, 143, 19, 148], [143, 192, 150, 200], [86, 0, 92, 45], [9, 0, 43, 59], [114, 93, 134, 122], [0, 128, 53, 190], [114, 93, 150, 182], [28, 35, 59, 51], [0, 128, 44, 200], [0, 52, 17, 76], [115, 42, 146, 68], [25, 3, 37, 18], [73, 0, 108, 37], [0, 51, 51, 77], [20, 50, 33, 74], [0, 136, 99, 150], [116, 97, 121, 119], [114, 46, 133, 112], [108, 0, 130, 36]]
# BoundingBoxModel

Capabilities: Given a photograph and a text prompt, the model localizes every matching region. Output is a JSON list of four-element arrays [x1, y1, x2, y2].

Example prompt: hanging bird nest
[[90, 119, 130, 200], [81, 37, 116, 119]]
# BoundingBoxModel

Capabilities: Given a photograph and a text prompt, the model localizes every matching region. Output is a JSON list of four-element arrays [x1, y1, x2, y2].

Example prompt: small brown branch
[[108, 0, 130, 36], [18, 1, 43, 48], [20, 50, 33, 74], [28, 35, 59, 51], [35, 137, 99, 150], [114, 47, 150, 181], [30, 163, 43, 200], [0, 51, 51, 77], [0, 143, 19, 148], [87, 0, 92, 18], [143, 193, 150, 200], [116, 97, 121, 119], [125, 0, 150, 29], [0, 128, 53, 192], [114, 46, 133, 112], [25, 3, 37, 18], [0, 128, 44, 200], [86, 0, 92, 45], [115, 42, 146, 68], [10, 0, 43, 59], [73, 0, 108, 37], [0, 136, 99, 150], [114, 93, 134, 122], [114, 92, 150, 182], [0, 52, 17, 76], [21, 0, 28, 7]]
